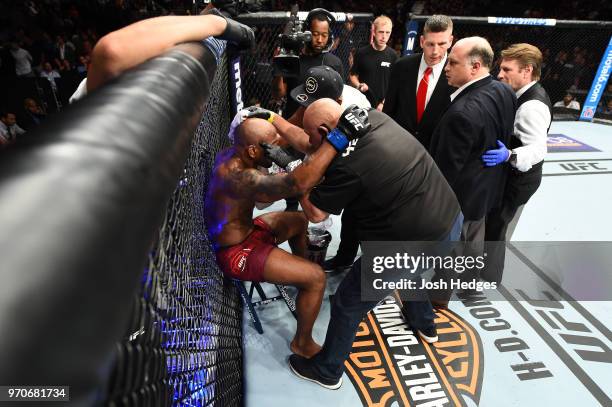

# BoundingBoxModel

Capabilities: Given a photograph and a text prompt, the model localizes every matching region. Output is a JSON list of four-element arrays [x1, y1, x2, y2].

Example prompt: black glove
[[244, 106, 275, 122], [260, 143, 297, 169], [337, 104, 371, 140], [204, 7, 255, 50], [325, 105, 371, 152]]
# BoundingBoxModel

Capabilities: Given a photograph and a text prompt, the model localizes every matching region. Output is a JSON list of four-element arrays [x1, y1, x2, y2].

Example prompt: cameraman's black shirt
[[350, 45, 398, 106], [309, 110, 460, 241], [283, 52, 344, 118]]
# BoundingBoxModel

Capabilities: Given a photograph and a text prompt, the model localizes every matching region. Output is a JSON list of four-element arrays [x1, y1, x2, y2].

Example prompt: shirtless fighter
[[205, 110, 370, 357]]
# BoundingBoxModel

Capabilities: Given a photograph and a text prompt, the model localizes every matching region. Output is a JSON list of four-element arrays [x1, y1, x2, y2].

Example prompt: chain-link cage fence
[[105, 52, 242, 407], [237, 12, 375, 111], [409, 16, 612, 113]]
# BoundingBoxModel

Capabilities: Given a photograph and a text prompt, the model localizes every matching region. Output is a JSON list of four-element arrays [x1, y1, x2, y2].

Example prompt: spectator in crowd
[[59, 59, 74, 74], [75, 55, 89, 75], [482, 43, 552, 284], [40, 61, 61, 90], [20, 98, 47, 131], [10, 42, 34, 77], [272, 8, 344, 120], [598, 98, 612, 115], [0, 109, 26, 147], [429, 37, 517, 307], [554, 93, 581, 110], [0, 43, 17, 77], [54, 35, 76, 66], [349, 15, 398, 110], [383, 14, 454, 151], [38, 33, 57, 67], [545, 50, 567, 76]]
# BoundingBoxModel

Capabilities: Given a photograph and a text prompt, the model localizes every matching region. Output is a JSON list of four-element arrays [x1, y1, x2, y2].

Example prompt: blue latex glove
[[482, 140, 510, 167]]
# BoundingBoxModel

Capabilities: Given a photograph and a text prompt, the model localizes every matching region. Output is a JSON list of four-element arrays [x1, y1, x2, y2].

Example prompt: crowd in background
[[1, 0, 611, 146]]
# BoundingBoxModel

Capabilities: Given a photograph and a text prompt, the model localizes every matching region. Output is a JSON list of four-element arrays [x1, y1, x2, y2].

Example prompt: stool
[[235, 280, 298, 334]]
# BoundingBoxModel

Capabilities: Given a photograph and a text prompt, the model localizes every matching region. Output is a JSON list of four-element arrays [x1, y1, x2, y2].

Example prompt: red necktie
[[416, 67, 432, 124]]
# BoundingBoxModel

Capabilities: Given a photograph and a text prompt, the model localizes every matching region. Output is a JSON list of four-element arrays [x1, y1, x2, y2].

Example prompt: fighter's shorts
[[215, 217, 276, 282]]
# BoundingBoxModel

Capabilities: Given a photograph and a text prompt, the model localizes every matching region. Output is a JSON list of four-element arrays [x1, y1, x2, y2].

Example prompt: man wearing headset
[[272, 8, 345, 121]]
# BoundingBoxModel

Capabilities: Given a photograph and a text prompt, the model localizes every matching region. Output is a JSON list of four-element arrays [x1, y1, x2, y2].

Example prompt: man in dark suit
[[383, 15, 454, 150], [429, 37, 517, 305]]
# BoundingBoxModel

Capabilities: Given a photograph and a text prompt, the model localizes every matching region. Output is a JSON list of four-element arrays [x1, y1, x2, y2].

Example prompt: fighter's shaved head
[[235, 118, 277, 147], [302, 98, 343, 146]]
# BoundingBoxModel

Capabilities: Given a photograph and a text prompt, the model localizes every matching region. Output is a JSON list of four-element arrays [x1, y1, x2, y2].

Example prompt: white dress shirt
[[449, 74, 490, 102], [512, 81, 550, 172], [416, 54, 447, 107], [0, 121, 26, 142]]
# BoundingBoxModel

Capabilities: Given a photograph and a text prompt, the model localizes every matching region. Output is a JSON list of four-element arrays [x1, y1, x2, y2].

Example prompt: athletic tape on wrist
[[286, 160, 302, 172], [326, 128, 349, 151]]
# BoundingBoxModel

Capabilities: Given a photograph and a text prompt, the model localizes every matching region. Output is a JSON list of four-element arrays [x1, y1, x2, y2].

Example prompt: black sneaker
[[322, 257, 352, 273], [417, 326, 439, 344], [288, 354, 343, 390]]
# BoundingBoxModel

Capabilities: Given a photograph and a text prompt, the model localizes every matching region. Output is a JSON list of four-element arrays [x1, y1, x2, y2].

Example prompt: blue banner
[[402, 20, 420, 56], [229, 54, 244, 117], [580, 35, 612, 121], [547, 134, 600, 153]]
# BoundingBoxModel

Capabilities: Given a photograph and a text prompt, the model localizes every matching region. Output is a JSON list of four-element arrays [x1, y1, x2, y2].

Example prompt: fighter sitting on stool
[[205, 109, 370, 357]]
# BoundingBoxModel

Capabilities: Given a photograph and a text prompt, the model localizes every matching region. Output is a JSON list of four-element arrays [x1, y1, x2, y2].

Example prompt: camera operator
[[272, 8, 344, 120]]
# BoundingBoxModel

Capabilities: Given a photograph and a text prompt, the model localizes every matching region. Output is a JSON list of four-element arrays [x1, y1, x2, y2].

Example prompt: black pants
[[483, 163, 543, 283], [333, 210, 359, 264]]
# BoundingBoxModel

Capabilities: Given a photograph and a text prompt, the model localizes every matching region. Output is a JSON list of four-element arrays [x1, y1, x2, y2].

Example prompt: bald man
[[289, 99, 462, 389], [428, 37, 516, 306]]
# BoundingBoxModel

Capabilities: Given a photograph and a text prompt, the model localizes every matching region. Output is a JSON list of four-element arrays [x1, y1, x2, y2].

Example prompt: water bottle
[[306, 219, 333, 266]]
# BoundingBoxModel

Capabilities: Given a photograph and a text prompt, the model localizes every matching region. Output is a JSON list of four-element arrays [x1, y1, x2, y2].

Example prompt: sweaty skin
[[205, 119, 292, 246]]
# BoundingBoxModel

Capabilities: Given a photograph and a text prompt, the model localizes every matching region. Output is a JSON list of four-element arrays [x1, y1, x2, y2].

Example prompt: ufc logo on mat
[[345, 113, 364, 130]]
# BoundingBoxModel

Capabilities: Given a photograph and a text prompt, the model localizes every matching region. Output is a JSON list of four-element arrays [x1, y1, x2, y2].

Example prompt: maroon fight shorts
[[215, 217, 276, 282]]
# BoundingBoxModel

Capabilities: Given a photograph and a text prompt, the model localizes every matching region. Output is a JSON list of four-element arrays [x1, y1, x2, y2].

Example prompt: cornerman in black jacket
[[429, 37, 517, 305], [288, 99, 463, 390], [383, 15, 455, 151], [481, 43, 552, 283]]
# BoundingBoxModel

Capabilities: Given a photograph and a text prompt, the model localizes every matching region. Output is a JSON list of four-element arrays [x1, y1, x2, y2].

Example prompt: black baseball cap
[[290, 66, 344, 107]]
